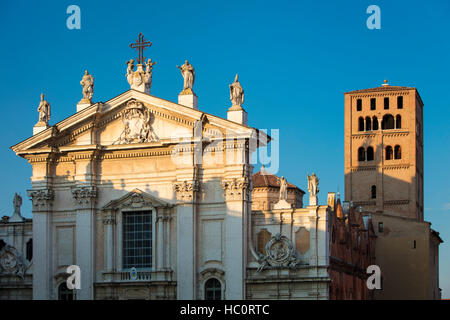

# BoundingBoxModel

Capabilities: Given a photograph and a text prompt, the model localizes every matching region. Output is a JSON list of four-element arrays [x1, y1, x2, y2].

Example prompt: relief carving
[[113, 100, 158, 145]]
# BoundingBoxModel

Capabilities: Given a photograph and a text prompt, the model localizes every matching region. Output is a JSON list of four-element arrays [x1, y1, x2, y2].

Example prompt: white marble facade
[[7, 71, 332, 300]]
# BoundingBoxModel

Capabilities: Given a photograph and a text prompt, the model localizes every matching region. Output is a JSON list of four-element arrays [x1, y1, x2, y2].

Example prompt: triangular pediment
[[102, 188, 172, 210], [11, 89, 268, 156]]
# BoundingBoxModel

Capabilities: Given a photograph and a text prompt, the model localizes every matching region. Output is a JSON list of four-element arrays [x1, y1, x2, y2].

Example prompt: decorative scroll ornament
[[0, 244, 28, 279], [257, 233, 300, 272], [113, 100, 158, 145]]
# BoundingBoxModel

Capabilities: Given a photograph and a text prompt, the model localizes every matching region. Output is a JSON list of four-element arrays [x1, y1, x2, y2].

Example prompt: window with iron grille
[[123, 210, 152, 269]]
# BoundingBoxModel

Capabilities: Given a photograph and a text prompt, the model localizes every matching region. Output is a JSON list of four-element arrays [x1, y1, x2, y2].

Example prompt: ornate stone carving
[[80, 70, 94, 103], [229, 74, 244, 107], [256, 233, 300, 272], [37, 93, 50, 125], [173, 180, 199, 202], [126, 59, 155, 93], [0, 244, 28, 279], [176, 60, 195, 95], [221, 177, 250, 201], [120, 192, 153, 209], [102, 211, 116, 225], [72, 186, 97, 206], [27, 188, 54, 209], [113, 100, 158, 145], [144, 58, 157, 93]]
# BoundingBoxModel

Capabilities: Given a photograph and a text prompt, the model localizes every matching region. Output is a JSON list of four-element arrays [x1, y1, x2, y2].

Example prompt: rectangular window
[[384, 97, 389, 109], [357, 99, 362, 111], [123, 210, 152, 269], [370, 98, 376, 110], [378, 222, 383, 233], [397, 96, 403, 109]]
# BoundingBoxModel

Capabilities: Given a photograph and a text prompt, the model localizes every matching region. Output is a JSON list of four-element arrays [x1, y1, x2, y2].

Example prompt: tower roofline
[[344, 85, 423, 107]]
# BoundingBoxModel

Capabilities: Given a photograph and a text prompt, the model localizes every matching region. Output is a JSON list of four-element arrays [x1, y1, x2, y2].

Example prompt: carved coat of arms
[[257, 233, 300, 272], [113, 100, 158, 144], [0, 244, 28, 279]]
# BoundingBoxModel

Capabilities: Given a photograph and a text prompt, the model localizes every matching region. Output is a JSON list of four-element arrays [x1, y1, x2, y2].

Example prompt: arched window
[[26, 239, 33, 261], [366, 147, 374, 161], [365, 117, 371, 131], [358, 147, 366, 162], [371, 185, 377, 199], [358, 117, 364, 132], [0, 239, 5, 251], [372, 116, 378, 130], [385, 146, 393, 160], [396, 115, 401, 129], [382, 114, 395, 130], [204, 278, 221, 300], [58, 282, 74, 300], [394, 145, 402, 159]]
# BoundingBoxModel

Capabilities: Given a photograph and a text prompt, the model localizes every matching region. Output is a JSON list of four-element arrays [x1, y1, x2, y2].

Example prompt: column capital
[[221, 177, 250, 201], [173, 180, 199, 203], [27, 188, 54, 211], [72, 186, 98, 209]]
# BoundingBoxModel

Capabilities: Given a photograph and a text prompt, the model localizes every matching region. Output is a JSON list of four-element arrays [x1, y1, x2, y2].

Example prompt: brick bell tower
[[344, 80, 424, 221]]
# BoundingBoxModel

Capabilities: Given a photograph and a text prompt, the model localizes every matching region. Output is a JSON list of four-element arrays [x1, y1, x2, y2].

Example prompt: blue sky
[[1, 0, 449, 298]]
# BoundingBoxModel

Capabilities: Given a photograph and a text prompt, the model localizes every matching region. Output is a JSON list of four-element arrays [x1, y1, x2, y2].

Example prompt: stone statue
[[37, 94, 50, 124], [229, 74, 244, 107], [80, 70, 94, 101], [307, 173, 319, 196], [176, 60, 195, 94], [144, 58, 157, 92], [13, 193, 22, 215], [279, 176, 288, 201], [126, 59, 135, 76]]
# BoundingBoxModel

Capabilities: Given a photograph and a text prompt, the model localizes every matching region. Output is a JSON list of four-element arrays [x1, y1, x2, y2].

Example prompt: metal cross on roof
[[129, 33, 152, 65]]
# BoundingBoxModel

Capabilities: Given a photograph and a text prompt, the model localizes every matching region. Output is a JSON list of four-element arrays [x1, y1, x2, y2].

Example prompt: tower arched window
[[394, 145, 402, 159], [385, 146, 393, 160], [358, 117, 364, 132], [396, 115, 401, 129], [204, 278, 222, 300], [371, 185, 377, 199], [366, 147, 374, 161], [365, 117, 371, 131], [358, 147, 366, 162], [382, 114, 395, 130], [372, 116, 378, 130]]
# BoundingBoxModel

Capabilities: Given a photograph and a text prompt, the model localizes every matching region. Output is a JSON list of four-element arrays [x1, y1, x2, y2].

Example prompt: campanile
[[344, 81, 424, 220]]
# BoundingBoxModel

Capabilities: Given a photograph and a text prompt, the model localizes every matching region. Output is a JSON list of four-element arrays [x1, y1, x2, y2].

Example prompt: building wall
[[370, 212, 441, 299]]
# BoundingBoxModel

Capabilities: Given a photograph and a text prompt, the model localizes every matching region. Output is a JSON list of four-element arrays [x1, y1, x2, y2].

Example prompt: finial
[[382, 79, 389, 86]]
